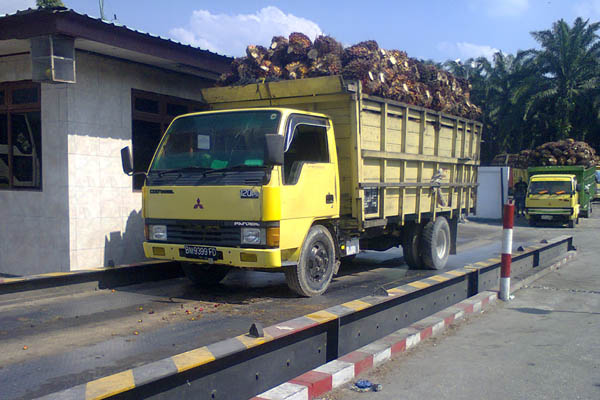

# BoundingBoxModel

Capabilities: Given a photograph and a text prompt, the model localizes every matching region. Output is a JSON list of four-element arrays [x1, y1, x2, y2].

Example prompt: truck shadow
[[113, 254, 421, 304]]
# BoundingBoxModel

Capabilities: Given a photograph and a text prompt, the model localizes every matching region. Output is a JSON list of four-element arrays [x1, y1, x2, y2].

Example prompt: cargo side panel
[[358, 96, 481, 225]]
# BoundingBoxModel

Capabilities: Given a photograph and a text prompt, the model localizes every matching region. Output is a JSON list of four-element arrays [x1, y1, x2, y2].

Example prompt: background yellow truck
[[525, 165, 596, 229], [122, 76, 481, 296], [526, 174, 579, 227]]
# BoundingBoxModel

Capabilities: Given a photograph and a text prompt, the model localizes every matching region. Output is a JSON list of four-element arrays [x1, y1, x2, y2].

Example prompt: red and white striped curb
[[251, 291, 497, 400]]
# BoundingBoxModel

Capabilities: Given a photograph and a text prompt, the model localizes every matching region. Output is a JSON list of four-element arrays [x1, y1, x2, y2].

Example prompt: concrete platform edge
[[252, 251, 577, 400]]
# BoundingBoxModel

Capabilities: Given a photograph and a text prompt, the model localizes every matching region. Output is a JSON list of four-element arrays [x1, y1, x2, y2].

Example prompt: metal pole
[[500, 202, 514, 301]]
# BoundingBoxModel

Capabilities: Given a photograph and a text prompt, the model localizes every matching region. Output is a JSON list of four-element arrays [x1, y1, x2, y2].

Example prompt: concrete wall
[[67, 51, 211, 270], [0, 54, 70, 275], [0, 50, 212, 275]]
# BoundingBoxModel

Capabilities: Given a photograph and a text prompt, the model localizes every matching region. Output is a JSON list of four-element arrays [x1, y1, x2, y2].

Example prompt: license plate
[[541, 215, 553, 220], [183, 245, 220, 259]]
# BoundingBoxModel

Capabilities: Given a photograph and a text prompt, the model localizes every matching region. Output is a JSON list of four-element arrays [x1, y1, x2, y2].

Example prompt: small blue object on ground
[[351, 379, 383, 392]]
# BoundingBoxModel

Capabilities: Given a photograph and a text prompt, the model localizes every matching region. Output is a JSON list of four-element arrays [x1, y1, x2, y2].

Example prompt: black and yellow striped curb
[[0, 260, 181, 295], [36, 235, 574, 400]]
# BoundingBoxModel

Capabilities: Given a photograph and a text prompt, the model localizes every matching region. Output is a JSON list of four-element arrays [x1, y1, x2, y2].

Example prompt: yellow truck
[[526, 174, 580, 228], [121, 76, 481, 296]]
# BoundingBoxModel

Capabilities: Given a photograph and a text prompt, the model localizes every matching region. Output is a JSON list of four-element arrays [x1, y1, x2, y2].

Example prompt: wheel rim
[[435, 229, 448, 259], [307, 241, 330, 286]]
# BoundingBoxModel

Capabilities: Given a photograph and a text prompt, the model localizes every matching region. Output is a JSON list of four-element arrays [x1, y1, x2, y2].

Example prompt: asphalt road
[[0, 217, 575, 399], [326, 213, 600, 400]]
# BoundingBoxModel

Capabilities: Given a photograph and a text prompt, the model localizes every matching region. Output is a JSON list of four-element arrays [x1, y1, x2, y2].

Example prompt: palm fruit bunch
[[491, 139, 599, 168], [217, 33, 482, 120]]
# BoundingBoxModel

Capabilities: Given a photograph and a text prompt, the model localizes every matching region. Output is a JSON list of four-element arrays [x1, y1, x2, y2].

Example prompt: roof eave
[[0, 9, 232, 76]]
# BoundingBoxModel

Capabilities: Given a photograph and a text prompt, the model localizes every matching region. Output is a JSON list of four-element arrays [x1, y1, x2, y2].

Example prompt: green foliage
[[36, 0, 65, 8], [452, 17, 600, 162]]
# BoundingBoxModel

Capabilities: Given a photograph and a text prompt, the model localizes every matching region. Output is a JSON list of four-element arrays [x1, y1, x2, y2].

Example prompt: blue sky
[[4, 0, 600, 61]]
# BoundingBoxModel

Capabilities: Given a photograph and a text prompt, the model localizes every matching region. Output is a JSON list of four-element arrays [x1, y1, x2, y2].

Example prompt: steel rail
[[0, 261, 182, 295]]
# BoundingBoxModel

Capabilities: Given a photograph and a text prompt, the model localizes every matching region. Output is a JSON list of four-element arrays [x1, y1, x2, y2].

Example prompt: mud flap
[[449, 216, 458, 255]]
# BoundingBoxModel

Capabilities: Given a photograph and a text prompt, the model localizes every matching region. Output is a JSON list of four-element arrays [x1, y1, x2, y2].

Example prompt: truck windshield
[[150, 111, 281, 173], [528, 181, 572, 195]]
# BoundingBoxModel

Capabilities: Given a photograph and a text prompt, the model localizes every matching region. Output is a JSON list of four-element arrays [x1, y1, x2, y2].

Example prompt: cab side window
[[283, 123, 329, 185]]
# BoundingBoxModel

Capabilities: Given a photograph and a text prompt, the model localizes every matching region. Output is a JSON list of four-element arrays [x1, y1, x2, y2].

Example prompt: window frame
[[0, 81, 42, 191], [283, 114, 331, 185], [130, 89, 205, 191]]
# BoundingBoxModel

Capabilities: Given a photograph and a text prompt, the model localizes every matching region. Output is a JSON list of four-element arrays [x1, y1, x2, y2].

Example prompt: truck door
[[280, 115, 339, 247]]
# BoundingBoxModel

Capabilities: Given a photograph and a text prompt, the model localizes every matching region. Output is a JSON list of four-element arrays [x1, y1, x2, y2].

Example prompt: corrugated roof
[[0, 7, 232, 60]]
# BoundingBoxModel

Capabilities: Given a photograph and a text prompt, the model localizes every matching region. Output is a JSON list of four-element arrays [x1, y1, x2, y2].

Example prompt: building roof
[[0, 7, 233, 80]]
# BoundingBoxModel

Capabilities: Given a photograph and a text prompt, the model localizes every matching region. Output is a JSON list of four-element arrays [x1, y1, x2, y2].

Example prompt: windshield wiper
[[154, 167, 212, 177], [201, 165, 266, 176]]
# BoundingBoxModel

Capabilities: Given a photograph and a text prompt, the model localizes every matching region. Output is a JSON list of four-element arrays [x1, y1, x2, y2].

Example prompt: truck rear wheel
[[285, 225, 335, 297], [568, 219, 575, 228], [421, 217, 450, 270], [402, 223, 423, 269], [181, 262, 230, 286]]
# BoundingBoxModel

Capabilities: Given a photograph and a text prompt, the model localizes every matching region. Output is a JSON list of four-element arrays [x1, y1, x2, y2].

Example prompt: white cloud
[[469, 0, 530, 17], [574, 0, 600, 17], [0, 0, 35, 15], [438, 41, 500, 61], [170, 6, 323, 57]]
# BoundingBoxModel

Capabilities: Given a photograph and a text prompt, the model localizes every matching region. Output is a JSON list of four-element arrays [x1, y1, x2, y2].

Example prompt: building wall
[[67, 51, 211, 270], [0, 50, 213, 275], [475, 166, 509, 219], [0, 54, 70, 275]]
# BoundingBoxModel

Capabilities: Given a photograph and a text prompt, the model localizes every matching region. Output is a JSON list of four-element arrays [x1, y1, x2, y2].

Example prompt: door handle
[[326, 194, 334, 204]]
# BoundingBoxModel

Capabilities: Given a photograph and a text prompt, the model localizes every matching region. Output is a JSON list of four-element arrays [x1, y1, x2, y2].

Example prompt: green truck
[[526, 166, 596, 222]]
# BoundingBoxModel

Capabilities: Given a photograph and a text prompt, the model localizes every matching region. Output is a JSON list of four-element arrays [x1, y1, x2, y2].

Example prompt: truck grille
[[166, 222, 240, 246]]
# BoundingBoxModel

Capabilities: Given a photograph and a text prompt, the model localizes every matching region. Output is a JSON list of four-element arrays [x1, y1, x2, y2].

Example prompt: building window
[[0, 81, 42, 191], [131, 89, 205, 190]]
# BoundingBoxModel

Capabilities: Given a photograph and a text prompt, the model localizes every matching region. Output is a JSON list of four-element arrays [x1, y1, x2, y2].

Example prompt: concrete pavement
[[326, 219, 600, 400]]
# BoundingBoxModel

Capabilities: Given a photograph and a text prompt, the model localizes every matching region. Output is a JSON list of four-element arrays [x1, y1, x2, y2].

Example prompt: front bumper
[[526, 207, 574, 218], [143, 242, 282, 268]]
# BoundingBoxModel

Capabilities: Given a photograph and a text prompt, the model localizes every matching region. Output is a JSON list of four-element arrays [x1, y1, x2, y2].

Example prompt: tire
[[402, 223, 423, 269], [181, 262, 230, 286], [285, 225, 336, 297], [529, 217, 537, 227], [582, 202, 591, 218], [568, 219, 575, 228], [421, 217, 450, 270]]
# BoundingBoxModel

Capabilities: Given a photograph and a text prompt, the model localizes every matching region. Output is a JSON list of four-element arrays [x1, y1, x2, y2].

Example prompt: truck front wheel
[[285, 225, 336, 297], [181, 262, 230, 286], [421, 217, 450, 270]]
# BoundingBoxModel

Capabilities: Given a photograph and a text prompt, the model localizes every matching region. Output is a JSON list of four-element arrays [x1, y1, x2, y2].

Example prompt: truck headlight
[[149, 225, 167, 241], [241, 228, 264, 245]]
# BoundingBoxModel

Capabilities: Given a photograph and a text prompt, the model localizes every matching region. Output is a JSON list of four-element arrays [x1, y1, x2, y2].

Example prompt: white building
[[0, 8, 231, 276]]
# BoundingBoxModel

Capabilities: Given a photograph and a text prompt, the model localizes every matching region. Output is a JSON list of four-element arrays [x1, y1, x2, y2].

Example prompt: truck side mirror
[[121, 146, 134, 175], [576, 183, 581, 192], [264, 134, 284, 166]]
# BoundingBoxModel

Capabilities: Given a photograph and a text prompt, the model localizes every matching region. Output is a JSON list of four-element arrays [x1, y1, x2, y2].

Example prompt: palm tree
[[525, 18, 600, 140]]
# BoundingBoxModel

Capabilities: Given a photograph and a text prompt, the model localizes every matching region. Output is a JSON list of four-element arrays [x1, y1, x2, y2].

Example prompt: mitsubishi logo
[[193, 198, 204, 209]]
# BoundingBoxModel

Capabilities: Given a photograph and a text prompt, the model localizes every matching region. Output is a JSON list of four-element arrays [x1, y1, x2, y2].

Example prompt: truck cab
[[525, 174, 579, 228], [123, 108, 340, 296]]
